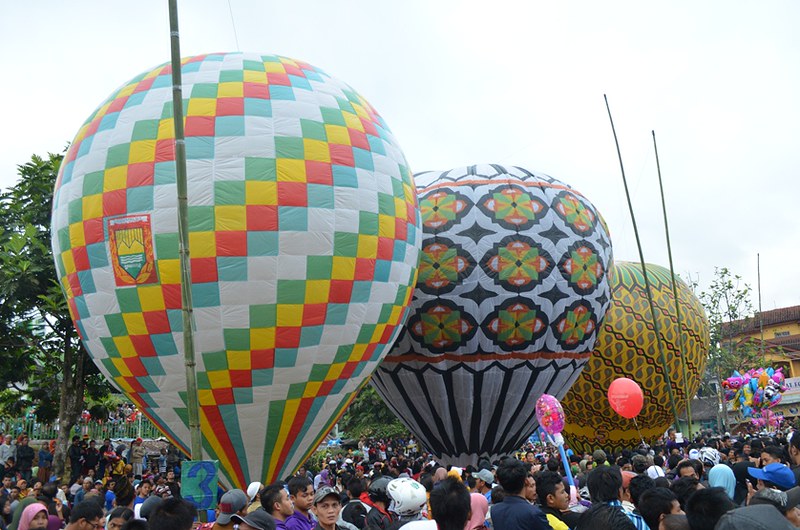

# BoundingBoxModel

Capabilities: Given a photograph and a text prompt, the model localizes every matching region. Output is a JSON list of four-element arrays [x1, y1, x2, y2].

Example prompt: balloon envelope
[[562, 261, 709, 451], [371, 164, 613, 465], [50, 53, 420, 488]]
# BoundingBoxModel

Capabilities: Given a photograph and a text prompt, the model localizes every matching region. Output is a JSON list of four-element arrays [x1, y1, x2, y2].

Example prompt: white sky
[[2, 1, 798, 312]]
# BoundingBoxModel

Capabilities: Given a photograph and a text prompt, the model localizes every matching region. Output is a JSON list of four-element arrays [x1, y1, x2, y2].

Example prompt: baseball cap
[[475, 469, 494, 485], [750, 486, 800, 514], [247, 482, 262, 501], [592, 450, 606, 461], [715, 504, 795, 530], [217, 489, 248, 524], [748, 463, 797, 490], [231, 510, 276, 530], [314, 486, 340, 505]]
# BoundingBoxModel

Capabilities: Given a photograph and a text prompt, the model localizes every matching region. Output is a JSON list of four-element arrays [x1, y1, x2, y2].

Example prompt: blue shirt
[[489, 495, 551, 530], [607, 500, 650, 530]]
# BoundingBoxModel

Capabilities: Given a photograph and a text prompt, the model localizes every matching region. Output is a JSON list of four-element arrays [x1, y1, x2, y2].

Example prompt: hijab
[[464, 493, 488, 530], [708, 464, 736, 500], [17, 503, 47, 530]]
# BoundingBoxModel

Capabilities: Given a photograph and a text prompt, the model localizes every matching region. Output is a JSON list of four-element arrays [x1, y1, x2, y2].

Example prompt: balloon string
[[632, 417, 646, 448]]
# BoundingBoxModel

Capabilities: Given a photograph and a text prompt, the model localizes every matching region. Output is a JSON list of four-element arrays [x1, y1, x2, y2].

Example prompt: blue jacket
[[489, 495, 551, 530]]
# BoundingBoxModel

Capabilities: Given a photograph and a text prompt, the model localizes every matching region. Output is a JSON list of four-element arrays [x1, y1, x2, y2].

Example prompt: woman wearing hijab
[[708, 464, 736, 501], [464, 493, 488, 530], [16, 503, 48, 530]]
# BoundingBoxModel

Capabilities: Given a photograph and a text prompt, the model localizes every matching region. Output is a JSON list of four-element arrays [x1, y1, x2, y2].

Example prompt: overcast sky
[[2, 1, 798, 313]]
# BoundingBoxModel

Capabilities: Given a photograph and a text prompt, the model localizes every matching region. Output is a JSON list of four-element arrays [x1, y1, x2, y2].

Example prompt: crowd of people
[[4, 427, 800, 529]]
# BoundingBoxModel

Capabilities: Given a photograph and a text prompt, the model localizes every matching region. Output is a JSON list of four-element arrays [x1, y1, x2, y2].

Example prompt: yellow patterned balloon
[[561, 261, 709, 452]]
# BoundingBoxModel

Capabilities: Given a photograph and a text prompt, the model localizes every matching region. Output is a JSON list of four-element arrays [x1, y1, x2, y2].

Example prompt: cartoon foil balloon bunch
[[723, 368, 787, 418], [751, 409, 784, 431]]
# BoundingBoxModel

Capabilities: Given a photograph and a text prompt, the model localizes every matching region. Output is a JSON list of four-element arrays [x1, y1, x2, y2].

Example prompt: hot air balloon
[[371, 164, 613, 465], [561, 261, 709, 453], [50, 52, 421, 488]]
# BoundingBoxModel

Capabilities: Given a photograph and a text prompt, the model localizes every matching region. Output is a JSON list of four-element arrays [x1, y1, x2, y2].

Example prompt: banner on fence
[[181, 460, 219, 511]]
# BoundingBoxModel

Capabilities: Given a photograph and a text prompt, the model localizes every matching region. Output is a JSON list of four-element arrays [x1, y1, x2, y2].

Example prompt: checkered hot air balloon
[[371, 164, 612, 465], [50, 52, 420, 489]]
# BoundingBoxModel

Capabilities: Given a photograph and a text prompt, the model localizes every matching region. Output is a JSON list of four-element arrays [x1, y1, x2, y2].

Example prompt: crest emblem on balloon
[[561, 261, 709, 453], [50, 52, 421, 488], [371, 164, 613, 465]]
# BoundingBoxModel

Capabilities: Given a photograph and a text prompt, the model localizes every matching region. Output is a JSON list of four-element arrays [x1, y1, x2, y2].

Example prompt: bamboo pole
[[652, 131, 693, 439], [169, 0, 203, 462], [604, 95, 682, 432]]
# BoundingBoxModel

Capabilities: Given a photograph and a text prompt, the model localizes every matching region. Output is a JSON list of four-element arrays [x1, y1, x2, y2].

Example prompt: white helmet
[[699, 447, 720, 467], [387, 477, 427, 516]]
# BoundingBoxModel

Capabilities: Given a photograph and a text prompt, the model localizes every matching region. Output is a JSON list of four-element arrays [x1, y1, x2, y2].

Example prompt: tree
[[698, 267, 765, 431], [0, 152, 110, 477], [339, 384, 407, 439]]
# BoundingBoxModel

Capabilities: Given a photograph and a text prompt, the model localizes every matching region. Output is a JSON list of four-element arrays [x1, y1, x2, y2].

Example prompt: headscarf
[[433, 467, 447, 484], [708, 464, 736, 500], [464, 493, 488, 530], [7, 496, 39, 530], [46, 515, 61, 530], [17, 502, 47, 530]]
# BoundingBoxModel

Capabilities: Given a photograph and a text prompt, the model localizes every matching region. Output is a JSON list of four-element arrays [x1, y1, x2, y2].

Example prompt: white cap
[[246, 482, 262, 501]]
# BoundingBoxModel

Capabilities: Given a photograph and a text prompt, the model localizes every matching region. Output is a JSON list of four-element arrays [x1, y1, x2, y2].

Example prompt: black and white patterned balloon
[[372, 164, 613, 465]]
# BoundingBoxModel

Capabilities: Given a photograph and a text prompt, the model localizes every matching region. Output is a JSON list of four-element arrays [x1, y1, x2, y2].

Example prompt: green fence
[[0, 417, 163, 441]]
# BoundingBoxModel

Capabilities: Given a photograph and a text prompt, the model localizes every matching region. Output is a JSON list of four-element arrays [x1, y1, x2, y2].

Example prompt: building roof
[[681, 397, 719, 422], [723, 305, 800, 336]]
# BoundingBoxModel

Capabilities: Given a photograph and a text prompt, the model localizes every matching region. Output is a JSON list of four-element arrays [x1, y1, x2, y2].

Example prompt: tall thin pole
[[604, 95, 681, 431], [652, 131, 692, 439], [169, 0, 203, 463], [758, 253, 764, 362]]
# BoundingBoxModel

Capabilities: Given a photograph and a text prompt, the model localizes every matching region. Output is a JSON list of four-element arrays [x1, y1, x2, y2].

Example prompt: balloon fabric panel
[[50, 53, 421, 489], [561, 261, 710, 453], [372, 164, 613, 465]]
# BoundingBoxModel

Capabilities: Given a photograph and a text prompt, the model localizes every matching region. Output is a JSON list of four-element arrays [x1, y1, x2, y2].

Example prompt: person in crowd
[[106, 507, 134, 530], [286, 476, 315, 530], [364, 477, 394, 530], [17, 502, 49, 530], [474, 469, 494, 503], [490, 458, 550, 530], [310, 486, 343, 530], [575, 503, 637, 530], [707, 464, 735, 500], [261, 483, 294, 530], [64, 499, 104, 530], [749, 462, 797, 492], [586, 465, 649, 530], [129, 438, 146, 478], [637, 487, 683, 530], [686, 488, 736, 530], [536, 470, 578, 529], [749, 486, 800, 527], [15, 436, 34, 483], [669, 477, 701, 511], [628, 474, 655, 514], [214, 489, 249, 530], [147, 497, 196, 530], [340, 479, 368, 529]]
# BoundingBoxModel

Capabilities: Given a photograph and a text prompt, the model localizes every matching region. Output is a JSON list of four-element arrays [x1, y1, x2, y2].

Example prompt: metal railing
[[0, 417, 163, 441]]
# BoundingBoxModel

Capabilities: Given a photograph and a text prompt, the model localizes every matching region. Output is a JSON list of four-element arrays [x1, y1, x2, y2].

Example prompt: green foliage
[[338, 384, 407, 439], [699, 267, 765, 377], [0, 152, 111, 420]]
